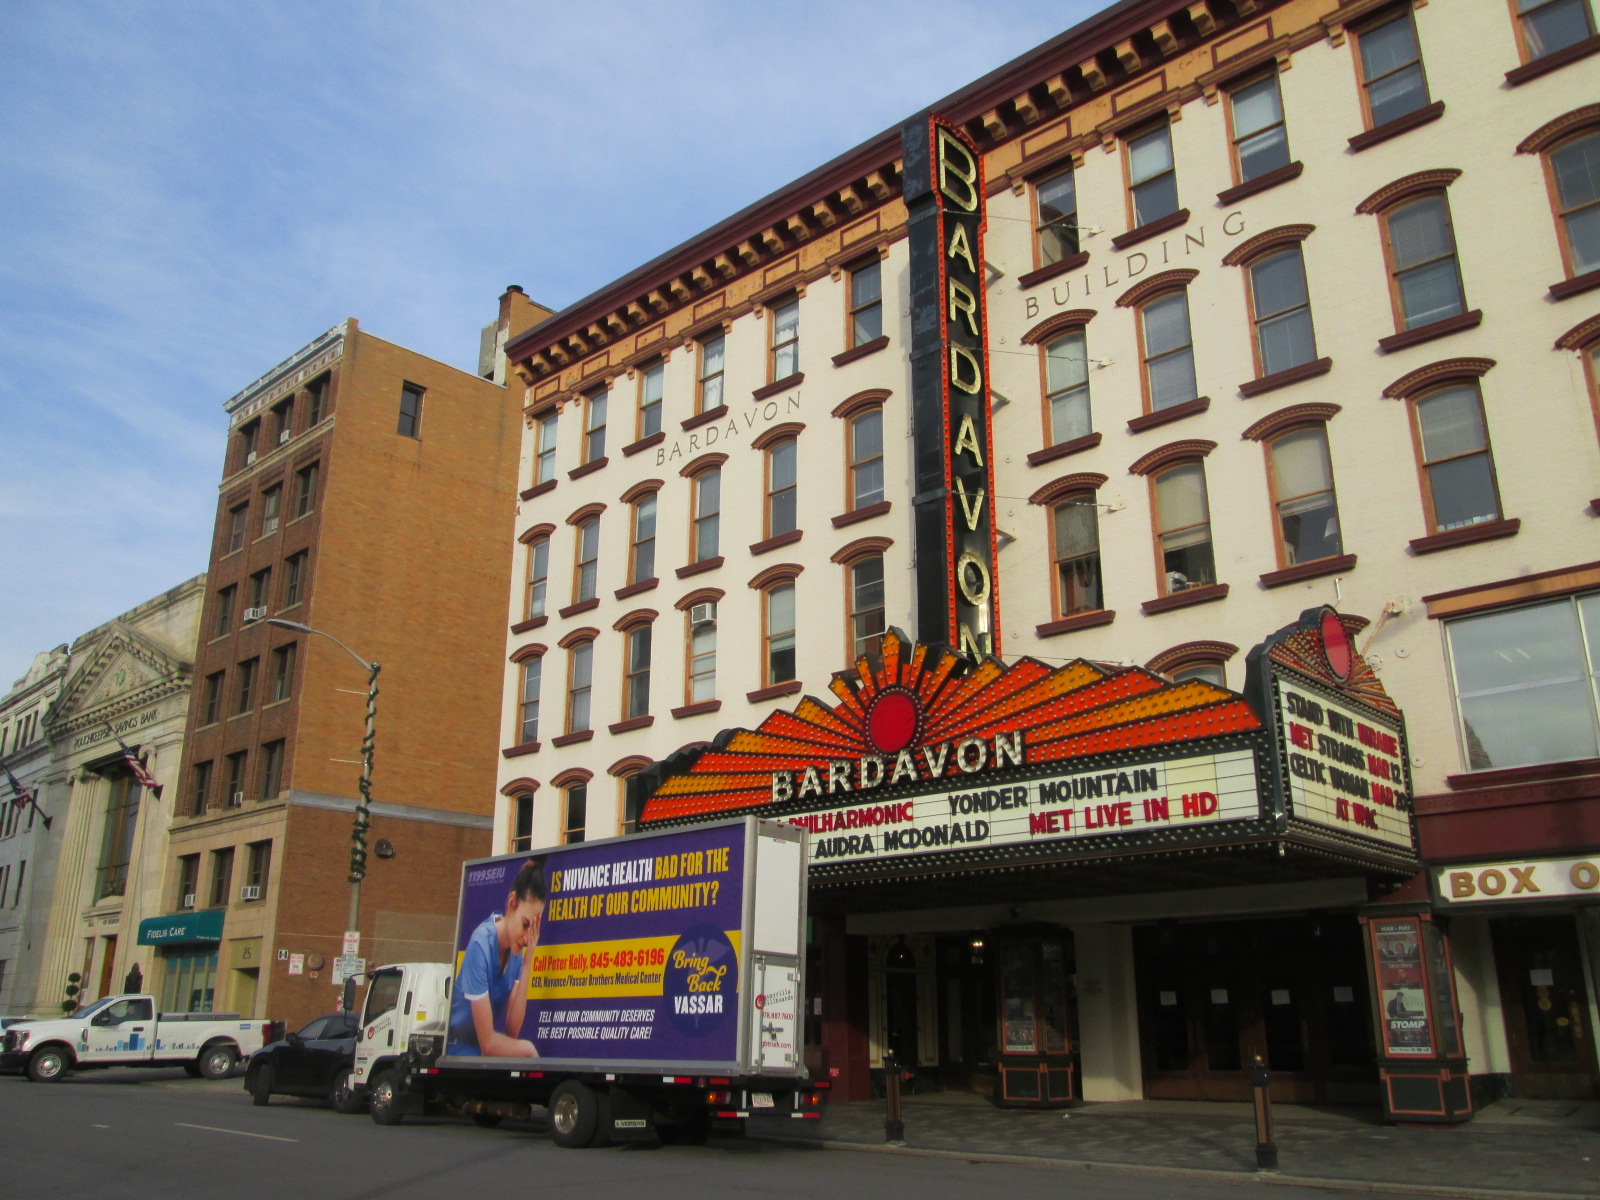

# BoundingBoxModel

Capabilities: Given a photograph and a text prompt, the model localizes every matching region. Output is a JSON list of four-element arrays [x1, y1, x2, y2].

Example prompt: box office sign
[[787, 749, 1261, 866], [1436, 855, 1600, 905]]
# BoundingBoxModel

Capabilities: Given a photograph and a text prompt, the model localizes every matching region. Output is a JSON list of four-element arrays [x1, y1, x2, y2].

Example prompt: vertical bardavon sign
[[904, 113, 1002, 661]]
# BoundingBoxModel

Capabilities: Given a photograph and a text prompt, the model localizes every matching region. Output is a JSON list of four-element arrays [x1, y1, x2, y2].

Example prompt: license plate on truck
[[751, 1092, 774, 1108]]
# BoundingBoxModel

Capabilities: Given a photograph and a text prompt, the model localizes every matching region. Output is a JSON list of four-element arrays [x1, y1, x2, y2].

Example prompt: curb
[[744, 1132, 1599, 1200]]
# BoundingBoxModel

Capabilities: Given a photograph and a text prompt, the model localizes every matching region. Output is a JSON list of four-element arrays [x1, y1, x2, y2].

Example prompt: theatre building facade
[[496, 0, 1600, 1116]]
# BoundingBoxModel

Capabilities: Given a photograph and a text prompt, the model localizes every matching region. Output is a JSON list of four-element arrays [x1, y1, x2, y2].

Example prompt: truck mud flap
[[605, 1085, 656, 1143]]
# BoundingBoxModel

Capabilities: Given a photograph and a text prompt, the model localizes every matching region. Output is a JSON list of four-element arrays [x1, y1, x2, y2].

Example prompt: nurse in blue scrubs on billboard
[[448, 858, 545, 1056]]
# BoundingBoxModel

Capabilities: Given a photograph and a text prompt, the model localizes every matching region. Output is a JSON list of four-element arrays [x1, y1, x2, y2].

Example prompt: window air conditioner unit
[[182, 894, 196, 909], [690, 601, 717, 626], [243, 606, 267, 622], [278, 430, 292, 444], [240, 885, 261, 901], [246, 451, 258, 465], [229, 791, 245, 808]]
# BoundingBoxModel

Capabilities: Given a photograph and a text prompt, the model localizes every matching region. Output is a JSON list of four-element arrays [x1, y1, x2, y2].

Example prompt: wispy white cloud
[[0, 0, 1097, 685]]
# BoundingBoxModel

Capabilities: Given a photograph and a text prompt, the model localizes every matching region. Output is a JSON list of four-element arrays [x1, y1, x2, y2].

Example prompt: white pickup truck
[[0, 994, 268, 1082]]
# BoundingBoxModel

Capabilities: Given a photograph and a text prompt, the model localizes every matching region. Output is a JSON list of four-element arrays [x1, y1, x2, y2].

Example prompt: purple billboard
[[448, 823, 746, 1065]]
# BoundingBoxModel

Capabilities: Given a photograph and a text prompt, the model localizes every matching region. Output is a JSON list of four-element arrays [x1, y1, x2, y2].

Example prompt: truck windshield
[[363, 971, 403, 1024], [73, 997, 118, 1020]]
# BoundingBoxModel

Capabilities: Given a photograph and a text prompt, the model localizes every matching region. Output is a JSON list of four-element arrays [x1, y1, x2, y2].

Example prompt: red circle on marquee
[[1321, 609, 1353, 682], [867, 691, 919, 753]]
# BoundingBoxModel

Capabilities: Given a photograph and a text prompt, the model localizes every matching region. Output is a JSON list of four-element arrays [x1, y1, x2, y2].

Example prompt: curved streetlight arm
[[264, 618, 376, 672]]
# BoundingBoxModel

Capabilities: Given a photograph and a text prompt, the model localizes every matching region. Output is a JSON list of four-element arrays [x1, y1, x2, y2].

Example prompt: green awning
[[137, 908, 225, 946]]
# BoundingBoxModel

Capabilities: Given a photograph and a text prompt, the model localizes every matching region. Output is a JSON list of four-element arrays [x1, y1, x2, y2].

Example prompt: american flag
[[3, 764, 31, 809], [105, 725, 164, 800]]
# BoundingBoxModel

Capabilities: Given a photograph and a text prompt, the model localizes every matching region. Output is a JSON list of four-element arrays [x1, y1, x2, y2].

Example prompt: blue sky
[[0, 0, 1100, 688]]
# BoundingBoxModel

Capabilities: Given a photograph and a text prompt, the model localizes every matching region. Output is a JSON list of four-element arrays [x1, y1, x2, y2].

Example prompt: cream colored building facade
[[497, 0, 1600, 1110]]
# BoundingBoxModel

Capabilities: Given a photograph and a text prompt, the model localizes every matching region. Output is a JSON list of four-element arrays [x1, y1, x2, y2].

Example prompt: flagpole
[[2, 764, 51, 830]]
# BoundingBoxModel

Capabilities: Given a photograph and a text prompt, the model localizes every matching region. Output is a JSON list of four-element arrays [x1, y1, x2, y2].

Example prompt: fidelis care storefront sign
[[635, 612, 1420, 879]]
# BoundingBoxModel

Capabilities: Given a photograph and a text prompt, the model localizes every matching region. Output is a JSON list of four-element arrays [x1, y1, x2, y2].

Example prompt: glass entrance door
[[1492, 916, 1599, 1099]]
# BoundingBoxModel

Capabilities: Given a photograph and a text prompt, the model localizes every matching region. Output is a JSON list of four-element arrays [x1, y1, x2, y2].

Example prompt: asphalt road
[[0, 1066, 1420, 1200]]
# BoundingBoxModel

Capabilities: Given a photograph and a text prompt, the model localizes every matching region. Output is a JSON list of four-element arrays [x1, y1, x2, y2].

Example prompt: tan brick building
[[163, 294, 549, 1028]]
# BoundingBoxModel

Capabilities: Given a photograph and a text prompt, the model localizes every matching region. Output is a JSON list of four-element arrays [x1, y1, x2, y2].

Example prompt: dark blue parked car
[[244, 1013, 365, 1112]]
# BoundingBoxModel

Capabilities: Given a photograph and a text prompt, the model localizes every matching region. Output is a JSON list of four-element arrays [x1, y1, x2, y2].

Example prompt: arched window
[[1549, 130, 1600, 280], [765, 438, 798, 538], [1267, 427, 1342, 566], [519, 656, 543, 744], [1411, 383, 1502, 534], [523, 532, 551, 621], [1044, 330, 1093, 444], [573, 517, 600, 603], [766, 581, 797, 686], [1152, 463, 1215, 595], [511, 793, 534, 852], [1138, 290, 1197, 413], [1052, 494, 1102, 616], [636, 359, 664, 440], [629, 494, 657, 585], [848, 408, 885, 511], [566, 640, 594, 735]]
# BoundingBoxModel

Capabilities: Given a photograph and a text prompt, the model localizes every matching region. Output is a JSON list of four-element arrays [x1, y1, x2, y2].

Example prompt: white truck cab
[[0, 994, 267, 1082], [350, 962, 451, 1115]]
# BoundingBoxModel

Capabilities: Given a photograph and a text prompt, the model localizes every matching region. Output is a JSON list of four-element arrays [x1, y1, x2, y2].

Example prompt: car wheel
[[471, 1112, 503, 1129], [250, 1063, 274, 1106], [26, 1046, 69, 1083], [199, 1044, 237, 1080], [548, 1081, 598, 1149], [369, 1071, 405, 1126], [331, 1067, 366, 1114]]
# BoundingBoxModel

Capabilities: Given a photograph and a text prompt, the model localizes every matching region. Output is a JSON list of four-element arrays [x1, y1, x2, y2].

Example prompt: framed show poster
[[995, 935, 1076, 1107], [1361, 912, 1471, 1122], [1373, 919, 1434, 1056]]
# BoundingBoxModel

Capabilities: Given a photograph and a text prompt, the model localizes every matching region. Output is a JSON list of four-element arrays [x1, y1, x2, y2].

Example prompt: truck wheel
[[590, 1090, 613, 1148], [369, 1071, 405, 1126], [199, 1044, 237, 1080], [250, 1064, 274, 1106], [548, 1081, 598, 1148], [26, 1046, 69, 1083], [331, 1068, 367, 1115]]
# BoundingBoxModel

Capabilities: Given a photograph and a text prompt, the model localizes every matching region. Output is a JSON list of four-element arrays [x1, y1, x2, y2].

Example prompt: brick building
[[494, 0, 1600, 1117]]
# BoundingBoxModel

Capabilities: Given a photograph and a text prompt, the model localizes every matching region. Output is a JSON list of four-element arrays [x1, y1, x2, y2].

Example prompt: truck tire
[[548, 1081, 598, 1148], [369, 1071, 405, 1126], [250, 1064, 274, 1106], [26, 1046, 69, 1083], [199, 1044, 237, 1080], [590, 1090, 613, 1148], [331, 1068, 366, 1114]]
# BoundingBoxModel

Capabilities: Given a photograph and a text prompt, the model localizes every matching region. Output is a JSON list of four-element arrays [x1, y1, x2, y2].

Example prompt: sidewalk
[[747, 1092, 1600, 1199]]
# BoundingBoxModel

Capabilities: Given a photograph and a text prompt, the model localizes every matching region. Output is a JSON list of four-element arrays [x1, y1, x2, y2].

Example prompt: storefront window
[[160, 948, 218, 1013]]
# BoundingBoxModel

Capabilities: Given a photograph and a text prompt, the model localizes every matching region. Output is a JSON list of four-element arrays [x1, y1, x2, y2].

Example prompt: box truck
[[350, 817, 821, 1146]]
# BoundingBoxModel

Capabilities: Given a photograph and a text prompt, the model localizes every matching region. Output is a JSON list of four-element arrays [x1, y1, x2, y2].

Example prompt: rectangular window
[[625, 626, 652, 719], [1035, 168, 1079, 265], [225, 752, 247, 807], [688, 610, 716, 702], [638, 360, 664, 439], [697, 335, 726, 413], [307, 375, 329, 426], [1269, 427, 1342, 565], [526, 537, 549, 619], [177, 855, 200, 907], [630, 495, 657, 584], [226, 505, 248, 554], [238, 420, 260, 466], [259, 740, 284, 800], [209, 847, 235, 908], [1551, 132, 1600, 277], [1413, 384, 1501, 531], [1249, 247, 1317, 375], [260, 486, 282, 537], [189, 761, 212, 817], [574, 518, 599, 602], [398, 383, 424, 438], [1356, 9, 1430, 128], [215, 586, 236, 637], [293, 463, 318, 518], [848, 260, 883, 347], [766, 583, 797, 685], [766, 440, 798, 536], [849, 410, 885, 509], [1140, 292, 1198, 411], [1045, 332, 1092, 444], [619, 783, 645, 838], [249, 568, 271, 612], [1228, 75, 1290, 183], [1384, 195, 1466, 330], [849, 556, 886, 660], [567, 642, 593, 734], [534, 411, 558, 484], [583, 388, 608, 463], [1127, 124, 1179, 227], [283, 551, 307, 608], [1516, 0, 1597, 59], [245, 841, 271, 895], [270, 643, 296, 703], [770, 298, 800, 381], [1154, 463, 1215, 595], [95, 774, 141, 900], [562, 786, 587, 845], [512, 794, 534, 853], [1447, 594, 1600, 770], [519, 658, 542, 744], [1053, 496, 1103, 615], [235, 658, 258, 715], [202, 672, 223, 725], [271, 399, 293, 445], [693, 468, 721, 560]]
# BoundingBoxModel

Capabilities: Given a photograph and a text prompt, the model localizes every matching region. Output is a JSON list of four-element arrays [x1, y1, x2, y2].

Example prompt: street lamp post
[[265, 618, 379, 934]]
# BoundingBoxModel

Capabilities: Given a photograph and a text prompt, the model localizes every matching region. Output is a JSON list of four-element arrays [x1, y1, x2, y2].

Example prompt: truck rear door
[[81, 997, 155, 1063]]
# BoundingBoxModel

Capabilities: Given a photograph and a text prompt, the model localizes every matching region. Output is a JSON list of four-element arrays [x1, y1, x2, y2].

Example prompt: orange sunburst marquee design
[[639, 628, 1264, 824]]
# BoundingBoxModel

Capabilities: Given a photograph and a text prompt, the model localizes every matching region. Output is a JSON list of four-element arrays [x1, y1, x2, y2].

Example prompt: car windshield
[[296, 1017, 331, 1040]]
